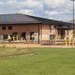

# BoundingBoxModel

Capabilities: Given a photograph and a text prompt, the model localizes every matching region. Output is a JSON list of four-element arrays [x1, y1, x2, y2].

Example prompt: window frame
[[2, 26, 6, 30], [8, 26, 12, 30]]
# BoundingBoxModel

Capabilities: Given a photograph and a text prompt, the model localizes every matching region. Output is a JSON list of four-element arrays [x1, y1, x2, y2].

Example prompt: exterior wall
[[0, 24, 38, 35], [0, 24, 73, 41], [41, 24, 57, 40], [41, 25, 50, 35], [0, 24, 38, 40], [41, 24, 73, 40]]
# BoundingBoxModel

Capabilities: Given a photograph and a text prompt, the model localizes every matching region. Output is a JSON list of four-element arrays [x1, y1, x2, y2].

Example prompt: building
[[0, 13, 74, 43]]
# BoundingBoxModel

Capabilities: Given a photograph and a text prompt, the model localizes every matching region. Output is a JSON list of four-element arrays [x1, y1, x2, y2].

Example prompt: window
[[6, 16, 9, 21], [2, 16, 9, 21], [2, 26, 6, 30], [22, 32, 26, 40], [8, 26, 12, 30]]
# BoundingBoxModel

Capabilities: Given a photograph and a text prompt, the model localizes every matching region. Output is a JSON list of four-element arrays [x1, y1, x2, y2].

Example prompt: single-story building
[[0, 13, 74, 43]]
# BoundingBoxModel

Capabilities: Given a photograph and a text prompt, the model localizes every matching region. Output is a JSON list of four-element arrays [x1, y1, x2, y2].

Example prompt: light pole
[[71, 0, 75, 37]]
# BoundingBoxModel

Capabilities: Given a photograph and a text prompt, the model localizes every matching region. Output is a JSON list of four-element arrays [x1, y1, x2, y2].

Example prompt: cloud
[[20, 0, 43, 9], [45, 11, 59, 16], [6, 0, 17, 5], [19, 9, 35, 15], [45, 9, 72, 16], [43, 0, 71, 9], [0, 2, 3, 6], [0, 0, 74, 21], [6, 0, 19, 9], [43, 0, 65, 8]]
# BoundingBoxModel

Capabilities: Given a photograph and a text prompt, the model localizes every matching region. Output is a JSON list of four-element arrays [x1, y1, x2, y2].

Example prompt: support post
[[38, 18, 40, 44]]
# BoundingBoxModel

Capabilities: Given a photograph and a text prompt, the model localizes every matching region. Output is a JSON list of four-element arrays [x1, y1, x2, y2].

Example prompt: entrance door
[[22, 32, 26, 40], [30, 32, 34, 40], [13, 32, 17, 40], [60, 30, 65, 39]]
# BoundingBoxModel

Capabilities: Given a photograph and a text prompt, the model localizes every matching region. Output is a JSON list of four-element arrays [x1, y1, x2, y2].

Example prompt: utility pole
[[71, 0, 75, 37]]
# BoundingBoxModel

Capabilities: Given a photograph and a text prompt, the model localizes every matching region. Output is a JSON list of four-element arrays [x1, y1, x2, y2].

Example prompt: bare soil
[[0, 43, 75, 48]]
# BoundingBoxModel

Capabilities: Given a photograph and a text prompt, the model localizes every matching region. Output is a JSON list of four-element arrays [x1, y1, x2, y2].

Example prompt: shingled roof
[[0, 13, 74, 26], [0, 14, 42, 25], [26, 14, 74, 26]]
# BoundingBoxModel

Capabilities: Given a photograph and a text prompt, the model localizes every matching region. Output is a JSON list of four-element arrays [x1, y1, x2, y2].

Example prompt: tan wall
[[42, 25, 50, 35], [41, 24, 58, 35], [41, 24, 58, 40]]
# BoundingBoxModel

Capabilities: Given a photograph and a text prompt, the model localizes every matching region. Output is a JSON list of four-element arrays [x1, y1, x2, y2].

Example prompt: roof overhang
[[0, 21, 42, 25], [58, 26, 73, 30]]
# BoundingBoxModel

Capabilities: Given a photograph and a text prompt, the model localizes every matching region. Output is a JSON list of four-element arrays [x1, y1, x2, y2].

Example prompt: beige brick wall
[[41, 24, 58, 40], [41, 25, 58, 35], [42, 25, 50, 35]]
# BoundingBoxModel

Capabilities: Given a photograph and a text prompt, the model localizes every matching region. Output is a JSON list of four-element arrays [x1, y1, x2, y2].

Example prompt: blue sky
[[0, 0, 74, 22]]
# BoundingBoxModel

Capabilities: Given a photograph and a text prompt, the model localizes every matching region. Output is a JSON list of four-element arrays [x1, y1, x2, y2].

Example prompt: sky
[[0, 0, 74, 22]]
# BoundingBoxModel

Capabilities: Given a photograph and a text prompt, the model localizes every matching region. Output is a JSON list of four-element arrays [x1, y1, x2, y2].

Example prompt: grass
[[0, 47, 34, 58], [0, 48, 75, 75]]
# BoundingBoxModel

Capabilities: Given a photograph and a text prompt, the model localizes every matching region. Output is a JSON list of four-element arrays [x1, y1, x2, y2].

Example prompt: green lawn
[[0, 48, 75, 75]]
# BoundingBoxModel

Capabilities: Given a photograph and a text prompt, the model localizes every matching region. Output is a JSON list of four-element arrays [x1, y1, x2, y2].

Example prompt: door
[[22, 32, 26, 40], [30, 32, 34, 40], [60, 30, 65, 39], [13, 32, 17, 40]]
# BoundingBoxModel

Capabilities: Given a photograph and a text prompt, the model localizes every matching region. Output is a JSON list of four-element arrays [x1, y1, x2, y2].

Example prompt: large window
[[8, 26, 12, 30], [2, 26, 6, 30]]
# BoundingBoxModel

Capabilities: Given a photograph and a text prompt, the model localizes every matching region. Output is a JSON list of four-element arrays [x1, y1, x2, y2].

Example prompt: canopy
[[58, 26, 73, 30]]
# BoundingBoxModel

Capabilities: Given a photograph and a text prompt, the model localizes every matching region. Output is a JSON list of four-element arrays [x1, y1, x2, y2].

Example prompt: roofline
[[0, 13, 75, 26], [0, 13, 20, 16], [0, 22, 42, 26]]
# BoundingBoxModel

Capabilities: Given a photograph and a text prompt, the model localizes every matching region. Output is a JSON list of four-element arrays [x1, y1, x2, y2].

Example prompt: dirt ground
[[0, 43, 75, 48]]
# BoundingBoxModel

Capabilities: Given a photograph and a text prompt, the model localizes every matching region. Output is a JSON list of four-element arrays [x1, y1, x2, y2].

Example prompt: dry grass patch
[[0, 47, 35, 59]]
